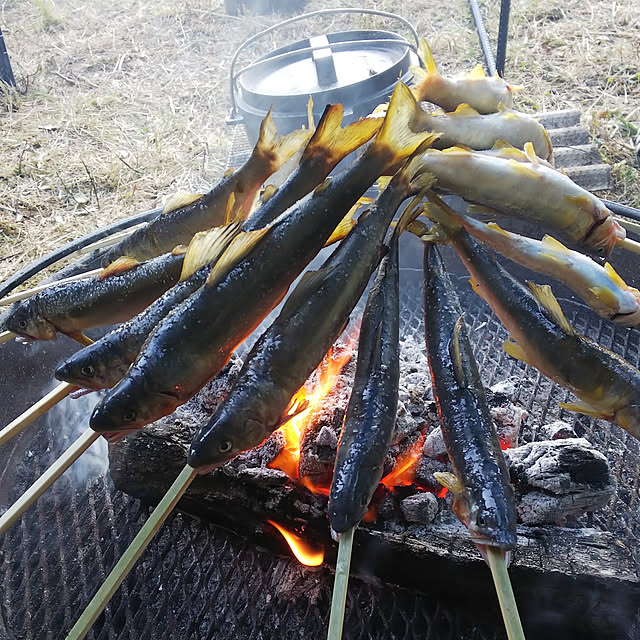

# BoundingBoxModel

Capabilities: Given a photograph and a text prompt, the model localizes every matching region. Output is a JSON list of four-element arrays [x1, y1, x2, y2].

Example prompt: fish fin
[[468, 277, 487, 301], [324, 207, 358, 247], [564, 194, 593, 209], [526, 282, 575, 335], [255, 108, 313, 172], [523, 142, 540, 166], [223, 192, 236, 225], [603, 262, 629, 289], [261, 184, 278, 204], [223, 167, 235, 178], [441, 145, 474, 154], [377, 176, 393, 191], [307, 95, 314, 130], [433, 471, 465, 494], [371, 82, 439, 167], [180, 223, 242, 281], [508, 159, 539, 178], [301, 103, 380, 166], [278, 266, 338, 319], [98, 256, 140, 281], [171, 245, 188, 256], [406, 218, 432, 240], [314, 178, 331, 195], [467, 204, 499, 216], [68, 332, 94, 346], [508, 83, 525, 92], [486, 222, 511, 237], [559, 400, 607, 419], [393, 196, 426, 240], [588, 285, 618, 309], [162, 191, 204, 215], [451, 103, 480, 117], [541, 235, 571, 253], [392, 137, 439, 194], [502, 339, 533, 366], [449, 316, 466, 384], [422, 191, 464, 233], [205, 227, 270, 288], [419, 38, 437, 75], [466, 64, 486, 79], [497, 101, 507, 113], [492, 139, 516, 150]]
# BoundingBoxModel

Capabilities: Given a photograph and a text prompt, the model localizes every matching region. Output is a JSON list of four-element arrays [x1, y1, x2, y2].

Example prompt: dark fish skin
[[187, 170, 418, 471], [423, 243, 517, 550], [89, 83, 433, 436], [4, 251, 185, 343], [55, 106, 379, 392], [447, 228, 640, 440], [328, 234, 400, 534]]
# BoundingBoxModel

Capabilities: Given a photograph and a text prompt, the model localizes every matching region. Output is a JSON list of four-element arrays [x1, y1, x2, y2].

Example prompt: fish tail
[[301, 104, 381, 167], [371, 82, 438, 168], [390, 139, 440, 196], [254, 108, 313, 172], [410, 39, 438, 101], [422, 191, 465, 234]]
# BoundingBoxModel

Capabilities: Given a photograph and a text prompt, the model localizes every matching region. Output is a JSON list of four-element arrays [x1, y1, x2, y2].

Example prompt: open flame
[[267, 520, 324, 566], [268, 327, 359, 489], [380, 432, 426, 490]]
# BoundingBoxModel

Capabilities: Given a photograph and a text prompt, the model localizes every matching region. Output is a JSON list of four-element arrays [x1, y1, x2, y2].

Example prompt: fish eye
[[18, 319, 28, 329], [81, 365, 94, 376], [219, 440, 233, 454], [123, 410, 136, 423], [476, 514, 487, 527]]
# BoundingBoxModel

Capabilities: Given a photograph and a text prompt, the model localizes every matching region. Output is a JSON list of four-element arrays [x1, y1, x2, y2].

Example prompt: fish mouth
[[100, 429, 138, 444], [473, 541, 513, 567]]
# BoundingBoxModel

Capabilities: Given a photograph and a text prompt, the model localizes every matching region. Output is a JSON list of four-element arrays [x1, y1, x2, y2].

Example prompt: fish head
[[587, 216, 625, 256], [188, 405, 267, 473], [89, 376, 179, 437], [463, 485, 518, 551], [55, 344, 124, 391], [328, 467, 374, 534], [4, 302, 56, 340]]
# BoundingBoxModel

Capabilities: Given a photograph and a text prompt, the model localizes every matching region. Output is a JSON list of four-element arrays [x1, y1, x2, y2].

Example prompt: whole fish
[[104, 110, 311, 264], [411, 39, 520, 114], [414, 147, 625, 255], [3, 249, 186, 345], [415, 103, 552, 162], [432, 200, 640, 326], [328, 231, 401, 534], [422, 242, 517, 551], [187, 163, 429, 471], [89, 83, 436, 436], [423, 194, 640, 440], [54, 107, 380, 391]]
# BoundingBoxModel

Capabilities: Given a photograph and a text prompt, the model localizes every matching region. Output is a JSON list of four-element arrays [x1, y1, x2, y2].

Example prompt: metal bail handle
[[226, 7, 421, 123]]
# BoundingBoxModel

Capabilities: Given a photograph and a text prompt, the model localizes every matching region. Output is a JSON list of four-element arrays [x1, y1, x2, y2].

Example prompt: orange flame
[[268, 328, 359, 489], [380, 433, 426, 490], [268, 520, 324, 566]]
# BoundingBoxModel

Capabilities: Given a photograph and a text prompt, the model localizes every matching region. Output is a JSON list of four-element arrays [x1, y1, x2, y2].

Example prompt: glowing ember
[[268, 328, 359, 490], [268, 520, 324, 566], [380, 433, 426, 490]]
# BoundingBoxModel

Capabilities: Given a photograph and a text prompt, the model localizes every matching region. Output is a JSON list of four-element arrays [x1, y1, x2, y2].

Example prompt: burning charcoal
[[400, 492, 439, 524], [539, 420, 577, 440], [237, 467, 289, 487], [504, 438, 615, 524], [377, 491, 397, 520], [490, 403, 528, 448], [315, 425, 337, 449], [423, 426, 447, 460], [414, 456, 451, 492]]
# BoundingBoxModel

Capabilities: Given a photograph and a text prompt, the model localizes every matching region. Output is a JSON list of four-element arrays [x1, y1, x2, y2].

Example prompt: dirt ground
[[0, 0, 638, 283]]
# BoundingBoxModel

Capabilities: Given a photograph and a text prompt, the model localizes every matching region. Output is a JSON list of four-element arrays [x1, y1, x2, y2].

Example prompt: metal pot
[[226, 8, 422, 144]]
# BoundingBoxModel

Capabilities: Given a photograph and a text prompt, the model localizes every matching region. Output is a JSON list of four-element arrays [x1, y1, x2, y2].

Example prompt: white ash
[[489, 377, 521, 398], [423, 426, 448, 460], [516, 489, 614, 526], [490, 403, 528, 448], [539, 420, 577, 441], [315, 425, 337, 448], [237, 467, 290, 486], [400, 492, 439, 525]]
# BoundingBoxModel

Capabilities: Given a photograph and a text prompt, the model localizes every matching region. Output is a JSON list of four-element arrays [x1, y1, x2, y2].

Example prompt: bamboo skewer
[[617, 237, 640, 256], [0, 381, 77, 446], [0, 427, 100, 536], [326, 526, 355, 640], [486, 546, 526, 640], [65, 464, 197, 640], [74, 227, 138, 256], [0, 330, 16, 344], [0, 268, 103, 307]]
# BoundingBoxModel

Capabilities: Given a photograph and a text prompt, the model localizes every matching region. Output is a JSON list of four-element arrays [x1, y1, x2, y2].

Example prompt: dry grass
[[0, 0, 638, 284]]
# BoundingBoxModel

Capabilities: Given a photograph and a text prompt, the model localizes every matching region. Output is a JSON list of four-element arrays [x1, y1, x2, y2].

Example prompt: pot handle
[[226, 8, 421, 124]]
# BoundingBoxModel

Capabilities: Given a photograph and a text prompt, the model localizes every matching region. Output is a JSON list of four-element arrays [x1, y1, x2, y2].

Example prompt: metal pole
[[468, 0, 497, 76], [496, 0, 512, 77], [0, 26, 16, 87]]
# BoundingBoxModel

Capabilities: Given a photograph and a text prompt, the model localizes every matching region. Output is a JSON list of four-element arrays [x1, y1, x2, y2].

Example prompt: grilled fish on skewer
[[3, 248, 186, 345], [414, 147, 625, 255], [422, 194, 640, 440], [90, 83, 437, 436], [432, 203, 640, 326], [187, 162, 431, 472], [423, 242, 517, 552], [104, 110, 311, 263], [328, 229, 401, 533], [411, 39, 520, 114], [54, 107, 379, 391]]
